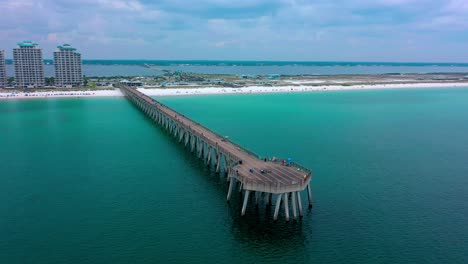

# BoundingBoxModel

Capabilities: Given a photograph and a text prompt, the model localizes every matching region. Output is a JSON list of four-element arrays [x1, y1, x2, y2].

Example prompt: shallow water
[[6, 62, 468, 77], [1, 88, 467, 263]]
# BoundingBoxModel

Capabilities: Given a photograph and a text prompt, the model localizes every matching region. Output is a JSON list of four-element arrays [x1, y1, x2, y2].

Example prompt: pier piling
[[291, 191, 298, 220], [274, 194, 283, 221], [241, 190, 251, 216]]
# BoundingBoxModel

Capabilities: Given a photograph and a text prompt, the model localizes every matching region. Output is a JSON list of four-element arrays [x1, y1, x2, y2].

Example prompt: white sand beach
[[1, 82, 467, 100]]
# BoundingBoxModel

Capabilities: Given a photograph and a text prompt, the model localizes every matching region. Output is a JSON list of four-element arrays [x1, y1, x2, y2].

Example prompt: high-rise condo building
[[13, 40, 45, 88], [54, 44, 83, 87], [0, 50, 6, 88]]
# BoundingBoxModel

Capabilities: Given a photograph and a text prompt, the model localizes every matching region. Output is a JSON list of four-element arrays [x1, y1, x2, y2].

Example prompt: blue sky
[[0, 0, 467, 61]]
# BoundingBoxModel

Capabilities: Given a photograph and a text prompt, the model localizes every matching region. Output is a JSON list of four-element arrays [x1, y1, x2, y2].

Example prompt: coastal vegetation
[[2, 72, 468, 92]]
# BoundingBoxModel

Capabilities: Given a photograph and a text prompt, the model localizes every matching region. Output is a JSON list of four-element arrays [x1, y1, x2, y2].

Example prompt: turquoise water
[[5, 60, 468, 77], [1, 88, 468, 263]]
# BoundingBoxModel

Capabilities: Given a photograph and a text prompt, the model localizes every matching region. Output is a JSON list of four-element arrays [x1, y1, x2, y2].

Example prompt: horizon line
[[3, 59, 468, 64]]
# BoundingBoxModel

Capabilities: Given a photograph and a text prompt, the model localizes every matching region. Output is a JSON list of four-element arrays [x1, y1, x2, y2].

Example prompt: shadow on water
[[127, 100, 310, 245], [225, 190, 308, 249]]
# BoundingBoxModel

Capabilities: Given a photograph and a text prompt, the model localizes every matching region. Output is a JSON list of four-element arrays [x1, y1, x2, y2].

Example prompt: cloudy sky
[[0, 0, 467, 61]]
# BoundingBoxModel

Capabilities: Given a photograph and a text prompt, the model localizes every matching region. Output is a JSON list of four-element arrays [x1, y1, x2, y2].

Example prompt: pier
[[120, 85, 313, 221]]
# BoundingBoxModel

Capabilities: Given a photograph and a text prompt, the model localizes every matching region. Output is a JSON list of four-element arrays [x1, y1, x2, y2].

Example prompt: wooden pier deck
[[120, 85, 313, 221]]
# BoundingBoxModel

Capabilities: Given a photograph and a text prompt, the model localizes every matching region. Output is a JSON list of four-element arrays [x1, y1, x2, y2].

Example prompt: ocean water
[[5, 60, 468, 77], [1, 88, 468, 263]]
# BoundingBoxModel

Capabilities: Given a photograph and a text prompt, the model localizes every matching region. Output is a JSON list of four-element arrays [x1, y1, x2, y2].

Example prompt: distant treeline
[[4, 59, 468, 67]]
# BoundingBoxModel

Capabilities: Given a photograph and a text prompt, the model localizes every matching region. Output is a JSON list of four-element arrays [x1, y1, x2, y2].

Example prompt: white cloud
[[0, 0, 467, 61], [97, 0, 144, 11], [444, 0, 468, 13]]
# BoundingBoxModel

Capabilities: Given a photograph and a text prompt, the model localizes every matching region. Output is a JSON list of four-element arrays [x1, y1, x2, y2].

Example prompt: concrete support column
[[185, 133, 189, 146], [207, 147, 212, 165], [191, 136, 195, 152], [198, 140, 203, 158], [284, 192, 290, 222], [213, 151, 218, 168], [291, 191, 298, 220], [224, 159, 230, 176], [274, 194, 283, 221], [241, 190, 251, 216], [215, 154, 221, 173], [265, 193, 271, 206], [255, 192, 260, 207], [297, 191, 304, 217], [202, 142, 207, 160], [226, 177, 234, 202], [307, 184, 313, 209]]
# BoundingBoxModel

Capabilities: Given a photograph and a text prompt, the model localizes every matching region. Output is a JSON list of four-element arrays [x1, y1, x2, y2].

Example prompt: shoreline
[[1, 82, 468, 100]]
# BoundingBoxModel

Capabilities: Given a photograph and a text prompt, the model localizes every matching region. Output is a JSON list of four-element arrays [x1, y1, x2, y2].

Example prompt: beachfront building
[[119, 80, 143, 87], [54, 44, 83, 87], [0, 50, 6, 88], [13, 41, 45, 88]]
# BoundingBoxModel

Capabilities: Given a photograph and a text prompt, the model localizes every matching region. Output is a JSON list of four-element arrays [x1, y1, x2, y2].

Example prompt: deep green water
[[1, 88, 468, 263]]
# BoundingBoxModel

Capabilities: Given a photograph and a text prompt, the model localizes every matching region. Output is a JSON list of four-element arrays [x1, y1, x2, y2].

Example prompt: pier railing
[[229, 167, 311, 193], [122, 85, 260, 158], [145, 94, 313, 176], [289, 162, 313, 175], [122, 86, 244, 163], [121, 85, 312, 178], [157, 100, 261, 159]]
